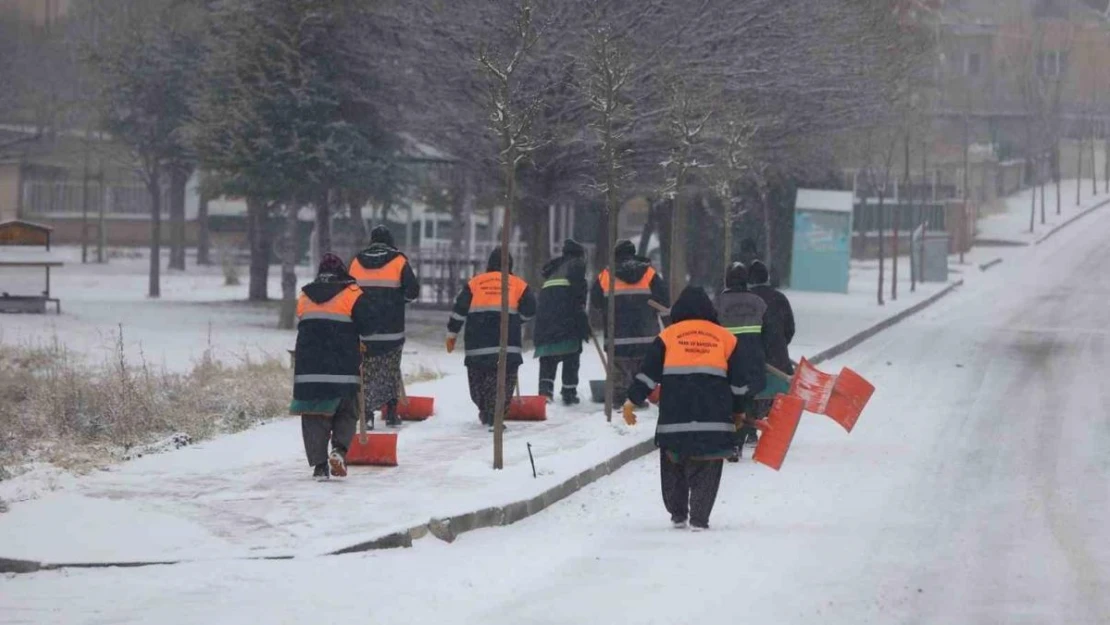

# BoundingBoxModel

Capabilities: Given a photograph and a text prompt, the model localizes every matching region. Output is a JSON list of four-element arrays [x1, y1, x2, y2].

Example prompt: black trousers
[[613, 355, 644, 407], [660, 451, 724, 528], [467, 365, 519, 425], [538, 353, 581, 398], [301, 395, 357, 467]]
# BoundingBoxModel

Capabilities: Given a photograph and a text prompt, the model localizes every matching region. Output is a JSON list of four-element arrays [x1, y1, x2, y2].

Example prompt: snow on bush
[[0, 330, 290, 475]]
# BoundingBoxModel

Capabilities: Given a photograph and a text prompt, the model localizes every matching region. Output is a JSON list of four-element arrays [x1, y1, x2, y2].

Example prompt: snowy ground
[[976, 178, 1110, 245], [4, 191, 1110, 622]]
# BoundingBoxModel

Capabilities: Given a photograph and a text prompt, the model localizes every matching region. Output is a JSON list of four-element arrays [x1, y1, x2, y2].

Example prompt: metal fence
[[22, 179, 165, 217]]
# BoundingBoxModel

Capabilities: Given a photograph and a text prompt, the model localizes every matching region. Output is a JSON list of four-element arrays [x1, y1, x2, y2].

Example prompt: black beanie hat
[[370, 225, 395, 247], [562, 238, 585, 256], [725, 262, 748, 289], [748, 260, 770, 285], [614, 239, 636, 261]]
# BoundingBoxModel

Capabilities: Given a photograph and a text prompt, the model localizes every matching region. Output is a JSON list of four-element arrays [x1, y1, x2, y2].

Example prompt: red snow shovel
[[507, 374, 547, 421], [384, 380, 435, 422], [752, 394, 805, 471], [348, 368, 397, 467], [789, 358, 875, 433]]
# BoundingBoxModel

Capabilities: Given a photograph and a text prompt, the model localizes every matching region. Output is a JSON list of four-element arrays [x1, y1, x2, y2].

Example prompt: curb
[[0, 278, 967, 575], [979, 258, 1004, 272], [1034, 197, 1110, 245]]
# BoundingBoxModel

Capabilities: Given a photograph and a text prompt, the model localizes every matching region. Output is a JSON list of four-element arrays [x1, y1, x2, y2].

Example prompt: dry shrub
[[0, 330, 290, 474]]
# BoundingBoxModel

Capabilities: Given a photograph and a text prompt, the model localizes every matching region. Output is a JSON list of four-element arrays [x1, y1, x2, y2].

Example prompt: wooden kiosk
[[0, 220, 63, 314]]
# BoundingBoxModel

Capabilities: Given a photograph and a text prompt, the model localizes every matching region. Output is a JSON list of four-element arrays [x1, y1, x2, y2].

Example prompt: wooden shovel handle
[[588, 329, 608, 369], [647, 300, 670, 315], [765, 364, 791, 382]]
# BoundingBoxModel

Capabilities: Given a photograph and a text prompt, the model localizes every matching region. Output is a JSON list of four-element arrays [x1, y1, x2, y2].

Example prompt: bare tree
[[477, 0, 542, 470]]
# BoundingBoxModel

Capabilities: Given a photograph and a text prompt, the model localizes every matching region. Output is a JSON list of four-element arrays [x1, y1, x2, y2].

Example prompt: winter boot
[[384, 401, 402, 427], [561, 389, 581, 406], [540, 391, 555, 405], [328, 450, 347, 478], [313, 463, 330, 482], [727, 445, 741, 463], [743, 428, 759, 447], [671, 515, 688, 529]]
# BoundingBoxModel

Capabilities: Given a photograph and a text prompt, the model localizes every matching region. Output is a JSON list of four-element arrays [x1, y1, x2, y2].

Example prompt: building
[[0, 0, 69, 26]]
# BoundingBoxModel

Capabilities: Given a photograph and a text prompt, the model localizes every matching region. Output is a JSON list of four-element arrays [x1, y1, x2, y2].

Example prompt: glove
[[622, 401, 637, 426], [446, 335, 457, 354]]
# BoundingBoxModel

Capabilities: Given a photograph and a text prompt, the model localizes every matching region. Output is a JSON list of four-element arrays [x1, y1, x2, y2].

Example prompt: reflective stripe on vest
[[349, 254, 406, 289], [725, 325, 762, 335], [598, 266, 657, 295], [659, 319, 737, 378], [468, 272, 527, 314], [294, 374, 361, 384], [543, 278, 571, 288], [614, 336, 656, 346], [296, 284, 361, 322], [656, 422, 736, 434], [465, 346, 523, 356], [361, 331, 405, 342]]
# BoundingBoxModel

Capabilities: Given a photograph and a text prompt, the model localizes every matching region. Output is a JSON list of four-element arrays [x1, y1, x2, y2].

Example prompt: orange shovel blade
[[823, 367, 875, 433], [388, 396, 435, 421], [346, 432, 398, 466], [752, 394, 805, 472], [507, 396, 548, 421], [788, 357, 836, 414]]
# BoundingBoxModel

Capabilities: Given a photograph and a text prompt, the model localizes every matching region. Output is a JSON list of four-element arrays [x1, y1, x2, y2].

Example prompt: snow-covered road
[[6, 209, 1110, 624]]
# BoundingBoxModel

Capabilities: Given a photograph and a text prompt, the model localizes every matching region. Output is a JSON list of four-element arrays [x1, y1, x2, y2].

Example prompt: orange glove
[[446, 335, 457, 354], [622, 401, 637, 426]]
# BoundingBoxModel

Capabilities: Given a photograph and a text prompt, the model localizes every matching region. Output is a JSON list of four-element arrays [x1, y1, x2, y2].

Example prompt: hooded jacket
[[749, 261, 795, 374], [628, 286, 765, 457], [348, 241, 420, 355], [293, 273, 376, 401], [447, 248, 538, 368], [590, 245, 670, 358], [534, 239, 589, 351]]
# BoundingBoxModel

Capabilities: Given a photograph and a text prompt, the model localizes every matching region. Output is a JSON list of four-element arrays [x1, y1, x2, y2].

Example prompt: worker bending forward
[[624, 286, 765, 530]]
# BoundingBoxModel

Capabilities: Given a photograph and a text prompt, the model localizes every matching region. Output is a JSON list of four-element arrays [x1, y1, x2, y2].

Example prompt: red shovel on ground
[[348, 363, 398, 467], [384, 379, 435, 422], [507, 374, 547, 421]]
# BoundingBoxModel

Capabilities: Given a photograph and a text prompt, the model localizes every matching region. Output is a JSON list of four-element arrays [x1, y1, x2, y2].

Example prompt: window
[[1037, 51, 1066, 77], [965, 52, 981, 76]]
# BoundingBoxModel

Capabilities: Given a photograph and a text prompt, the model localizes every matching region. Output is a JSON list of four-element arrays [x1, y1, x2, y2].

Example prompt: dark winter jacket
[[749, 261, 795, 374], [293, 275, 375, 401], [534, 241, 588, 353], [628, 287, 766, 457], [590, 256, 670, 358], [348, 243, 420, 355], [716, 286, 767, 392], [448, 249, 538, 368]]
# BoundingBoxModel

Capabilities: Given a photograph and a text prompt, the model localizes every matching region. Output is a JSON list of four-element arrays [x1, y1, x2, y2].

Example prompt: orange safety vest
[[296, 284, 362, 321], [348, 255, 407, 289], [598, 266, 656, 296], [468, 272, 528, 314], [659, 319, 737, 378]]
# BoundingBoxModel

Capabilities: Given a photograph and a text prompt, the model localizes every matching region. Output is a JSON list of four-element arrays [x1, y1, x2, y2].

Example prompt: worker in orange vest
[[590, 240, 669, 407], [446, 248, 537, 431], [290, 253, 376, 481], [623, 285, 765, 530], [349, 226, 420, 428]]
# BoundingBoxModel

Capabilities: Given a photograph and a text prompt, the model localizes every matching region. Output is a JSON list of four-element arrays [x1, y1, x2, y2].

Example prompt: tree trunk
[[197, 190, 211, 265], [1092, 133, 1098, 196], [759, 179, 774, 285], [722, 194, 732, 286], [349, 195, 368, 246], [877, 190, 885, 306], [1077, 136, 1083, 207], [604, 193, 618, 423], [168, 168, 187, 271], [1039, 163, 1045, 225], [448, 175, 469, 302], [493, 157, 515, 470], [638, 198, 657, 258], [519, 197, 549, 286], [278, 203, 299, 330], [247, 196, 270, 301], [148, 165, 162, 299], [1029, 152, 1037, 233], [668, 184, 688, 299], [1056, 143, 1062, 216], [315, 190, 332, 263]]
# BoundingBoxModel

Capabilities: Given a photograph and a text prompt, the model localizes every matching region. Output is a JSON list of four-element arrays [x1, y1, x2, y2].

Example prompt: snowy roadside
[[0, 255, 958, 567]]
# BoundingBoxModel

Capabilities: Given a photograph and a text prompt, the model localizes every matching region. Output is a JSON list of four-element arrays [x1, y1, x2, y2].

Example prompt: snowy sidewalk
[[0, 258, 958, 566]]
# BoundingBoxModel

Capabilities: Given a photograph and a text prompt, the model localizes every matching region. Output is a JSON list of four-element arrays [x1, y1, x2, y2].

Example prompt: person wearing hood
[[290, 254, 376, 481], [716, 262, 768, 456], [623, 285, 766, 530], [590, 240, 670, 408], [348, 225, 420, 428], [748, 260, 794, 375], [446, 247, 538, 430], [534, 238, 589, 405]]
